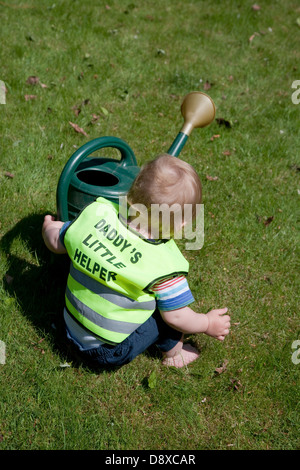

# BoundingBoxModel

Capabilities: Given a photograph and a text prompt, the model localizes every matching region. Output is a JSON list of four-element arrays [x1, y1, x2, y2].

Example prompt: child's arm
[[42, 215, 67, 254], [160, 306, 230, 341]]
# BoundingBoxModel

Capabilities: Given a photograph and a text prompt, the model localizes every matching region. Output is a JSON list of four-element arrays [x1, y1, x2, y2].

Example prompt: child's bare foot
[[162, 343, 200, 368]]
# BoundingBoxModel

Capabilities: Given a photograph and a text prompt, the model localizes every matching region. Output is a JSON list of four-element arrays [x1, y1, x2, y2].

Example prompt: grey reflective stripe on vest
[[66, 286, 141, 335], [70, 264, 156, 311]]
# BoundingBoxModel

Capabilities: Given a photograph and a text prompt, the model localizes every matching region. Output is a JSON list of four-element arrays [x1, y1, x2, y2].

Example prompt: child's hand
[[42, 215, 66, 254], [43, 214, 58, 229], [43, 214, 53, 230], [42, 215, 64, 234], [205, 308, 230, 341]]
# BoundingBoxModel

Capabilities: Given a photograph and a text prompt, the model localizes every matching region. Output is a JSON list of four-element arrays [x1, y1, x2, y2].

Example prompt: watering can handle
[[56, 136, 137, 221]]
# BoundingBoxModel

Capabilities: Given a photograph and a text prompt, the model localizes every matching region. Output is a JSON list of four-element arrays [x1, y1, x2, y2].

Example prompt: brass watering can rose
[[180, 91, 216, 135], [167, 91, 216, 156]]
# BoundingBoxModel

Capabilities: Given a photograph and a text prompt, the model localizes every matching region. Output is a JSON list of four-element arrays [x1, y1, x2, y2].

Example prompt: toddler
[[42, 154, 230, 368]]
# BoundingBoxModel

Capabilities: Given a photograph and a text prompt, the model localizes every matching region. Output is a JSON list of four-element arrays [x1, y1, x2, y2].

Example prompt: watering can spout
[[167, 91, 216, 157]]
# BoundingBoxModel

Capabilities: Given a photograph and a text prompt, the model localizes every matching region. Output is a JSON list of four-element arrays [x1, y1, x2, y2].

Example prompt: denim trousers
[[65, 309, 182, 367]]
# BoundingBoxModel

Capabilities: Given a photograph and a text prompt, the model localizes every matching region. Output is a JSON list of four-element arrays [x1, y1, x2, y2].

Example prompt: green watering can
[[56, 91, 215, 221]]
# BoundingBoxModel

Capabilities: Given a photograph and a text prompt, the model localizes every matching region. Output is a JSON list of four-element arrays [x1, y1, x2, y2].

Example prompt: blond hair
[[127, 154, 202, 238]]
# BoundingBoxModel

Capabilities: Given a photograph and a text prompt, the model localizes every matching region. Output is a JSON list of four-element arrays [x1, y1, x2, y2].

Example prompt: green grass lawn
[[0, 0, 299, 450]]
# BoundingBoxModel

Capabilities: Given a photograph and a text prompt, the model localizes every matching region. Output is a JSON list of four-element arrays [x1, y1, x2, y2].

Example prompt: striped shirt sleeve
[[149, 275, 194, 311], [59, 221, 71, 246]]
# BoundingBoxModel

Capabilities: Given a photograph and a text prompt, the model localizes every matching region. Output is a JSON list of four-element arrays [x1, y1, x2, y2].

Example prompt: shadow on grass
[[1, 213, 160, 375], [0, 213, 118, 373]]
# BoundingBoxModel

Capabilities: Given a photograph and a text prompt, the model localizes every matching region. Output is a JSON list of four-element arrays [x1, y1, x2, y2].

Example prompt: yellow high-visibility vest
[[63, 197, 189, 344]]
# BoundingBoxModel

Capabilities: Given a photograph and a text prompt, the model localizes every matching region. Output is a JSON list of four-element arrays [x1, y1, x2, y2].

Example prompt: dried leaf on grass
[[26, 76, 40, 85], [229, 378, 243, 391], [4, 171, 14, 179], [263, 216, 274, 226], [215, 359, 228, 374], [249, 32, 260, 42], [256, 215, 274, 226], [91, 113, 100, 123], [72, 106, 81, 117], [26, 76, 48, 88], [72, 98, 90, 116], [203, 81, 213, 90], [206, 175, 219, 181], [24, 94, 37, 101], [69, 121, 89, 137]]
